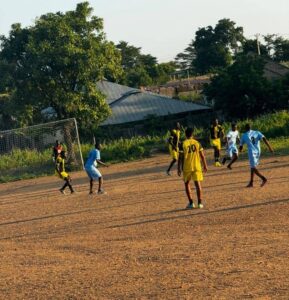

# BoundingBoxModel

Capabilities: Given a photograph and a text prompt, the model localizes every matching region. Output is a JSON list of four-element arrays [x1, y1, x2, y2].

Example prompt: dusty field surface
[[0, 153, 288, 299]]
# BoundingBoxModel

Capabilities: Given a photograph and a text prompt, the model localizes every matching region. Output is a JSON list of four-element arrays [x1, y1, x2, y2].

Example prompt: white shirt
[[227, 130, 240, 147]]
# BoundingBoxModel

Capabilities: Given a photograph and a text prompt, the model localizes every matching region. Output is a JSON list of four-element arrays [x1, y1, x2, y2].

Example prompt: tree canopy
[[116, 41, 176, 87], [176, 19, 244, 75], [0, 2, 123, 130], [204, 54, 289, 119]]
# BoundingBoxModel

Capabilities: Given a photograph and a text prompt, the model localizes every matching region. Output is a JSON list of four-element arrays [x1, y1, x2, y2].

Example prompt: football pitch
[[0, 154, 288, 299]]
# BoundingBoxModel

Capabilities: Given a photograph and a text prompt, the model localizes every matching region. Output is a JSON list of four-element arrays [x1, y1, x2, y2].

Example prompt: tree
[[175, 40, 196, 73], [193, 19, 244, 74], [242, 38, 268, 56], [0, 2, 123, 130], [264, 35, 289, 62], [154, 62, 177, 85], [116, 41, 142, 70], [117, 41, 156, 87], [242, 35, 289, 62], [116, 41, 176, 87], [204, 54, 288, 119]]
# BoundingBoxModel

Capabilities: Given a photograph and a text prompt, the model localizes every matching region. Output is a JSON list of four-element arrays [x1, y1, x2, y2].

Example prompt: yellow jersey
[[182, 138, 203, 173], [56, 156, 65, 173], [169, 129, 180, 149], [210, 125, 224, 139]]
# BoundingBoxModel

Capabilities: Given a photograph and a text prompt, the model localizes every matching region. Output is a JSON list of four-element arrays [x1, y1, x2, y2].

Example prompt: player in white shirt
[[222, 123, 240, 169]]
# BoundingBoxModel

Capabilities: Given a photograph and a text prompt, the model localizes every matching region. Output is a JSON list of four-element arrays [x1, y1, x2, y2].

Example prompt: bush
[[222, 111, 289, 138]]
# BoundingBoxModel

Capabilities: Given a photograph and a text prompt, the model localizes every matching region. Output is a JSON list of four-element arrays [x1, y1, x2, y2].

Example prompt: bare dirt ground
[[0, 153, 288, 299]]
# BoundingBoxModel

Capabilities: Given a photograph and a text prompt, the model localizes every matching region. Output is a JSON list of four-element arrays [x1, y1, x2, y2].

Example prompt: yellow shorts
[[55, 171, 69, 179], [183, 171, 203, 182], [60, 171, 69, 179], [169, 146, 179, 160], [210, 138, 221, 150]]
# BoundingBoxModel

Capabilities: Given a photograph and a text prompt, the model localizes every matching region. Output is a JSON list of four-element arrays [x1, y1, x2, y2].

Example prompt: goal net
[[0, 118, 84, 182]]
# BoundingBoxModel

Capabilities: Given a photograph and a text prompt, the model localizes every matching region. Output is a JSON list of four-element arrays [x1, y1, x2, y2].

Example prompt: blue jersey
[[240, 130, 264, 153], [240, 130, 264, 167], [85, 149, 100, 168]]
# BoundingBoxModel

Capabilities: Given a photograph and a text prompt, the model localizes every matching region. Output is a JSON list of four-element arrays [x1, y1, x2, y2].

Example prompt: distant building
[[263, 59, 289, 80], [144, 76, 211, 98], [96, 80, 212, 136]]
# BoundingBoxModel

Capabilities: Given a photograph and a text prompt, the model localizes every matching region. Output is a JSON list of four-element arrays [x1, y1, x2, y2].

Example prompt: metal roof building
[[96, 81, 211, 126]]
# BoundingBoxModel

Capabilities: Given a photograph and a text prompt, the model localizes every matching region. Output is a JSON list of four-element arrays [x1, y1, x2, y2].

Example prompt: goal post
[[0, 118, 84, 182]]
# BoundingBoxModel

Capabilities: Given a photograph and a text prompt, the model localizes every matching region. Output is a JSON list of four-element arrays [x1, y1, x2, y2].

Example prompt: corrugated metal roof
[[96, 81, 139, 105], [97, 81, 211, 126]]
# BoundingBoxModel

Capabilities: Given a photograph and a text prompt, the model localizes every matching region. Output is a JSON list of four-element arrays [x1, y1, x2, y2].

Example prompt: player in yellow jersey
[[178, 127, 208, 209], [166, 122, 181, 175], [209, 119, 224, 167], [55, 151, 74, 194]]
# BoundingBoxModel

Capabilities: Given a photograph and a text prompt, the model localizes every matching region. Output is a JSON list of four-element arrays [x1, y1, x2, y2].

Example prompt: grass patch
[[82, 135, 166, 164]]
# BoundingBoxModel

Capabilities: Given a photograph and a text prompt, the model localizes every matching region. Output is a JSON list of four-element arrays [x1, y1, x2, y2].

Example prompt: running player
[[178, 127, 208, 209], [55, 151, 74, 194], [239, 123, 274, 187], [222, 123, 240, 169], [85, 141, 108, 195], [209, 119, 224, 167], [166, 122, 181, 175]]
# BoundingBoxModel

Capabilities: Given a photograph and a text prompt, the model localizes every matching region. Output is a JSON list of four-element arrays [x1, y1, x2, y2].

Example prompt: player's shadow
[[1, 159, 287, 197], [1, 195, 288, 241], [0, 164, 167, 197], [107, 197, 289, 229]]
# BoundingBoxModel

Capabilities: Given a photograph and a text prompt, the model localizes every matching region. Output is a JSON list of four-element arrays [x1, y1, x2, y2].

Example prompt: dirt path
[[0, 154, 288, 299]]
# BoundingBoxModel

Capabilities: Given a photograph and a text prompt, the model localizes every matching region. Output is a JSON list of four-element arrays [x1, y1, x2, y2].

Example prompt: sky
[[0, 0, 289, 62]]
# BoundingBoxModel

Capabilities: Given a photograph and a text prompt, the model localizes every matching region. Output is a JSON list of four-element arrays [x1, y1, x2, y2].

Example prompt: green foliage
[[117, 41, 176, 87], [204, 55, 289, 118], [154, 62, 177, 85], [82, 136, 164, 163], [242, 34, 289, 62], [228, 111, 289, 138], [0, 93, 15, 129], [264, 136, 289, 155], [175, 41, 196, 74], [126, 66, 153, 87], [264, 34, 289, 62], [178, 91, 203, 102], [0, 148, 52, 183], [0, 148, 50, 170], [176, 19, 244, 75], [0, 2, 123, 130], [242, 39, 269, 56]]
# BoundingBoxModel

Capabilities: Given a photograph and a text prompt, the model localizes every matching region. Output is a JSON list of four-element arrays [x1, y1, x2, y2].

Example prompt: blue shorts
[[227, 145, 238, 158], [248, 151, 260, 168], [85, 165, 102, 180]]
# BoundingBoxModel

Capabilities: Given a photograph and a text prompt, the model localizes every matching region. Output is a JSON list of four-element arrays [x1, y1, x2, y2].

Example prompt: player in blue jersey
[[239, 124, 273, 187], [85, 141, 108, 195]]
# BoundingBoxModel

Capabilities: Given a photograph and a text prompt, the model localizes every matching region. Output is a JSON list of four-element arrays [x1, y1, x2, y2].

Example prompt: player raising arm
[[178, 127, 208, 209], [239, 123, 274, 187]]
